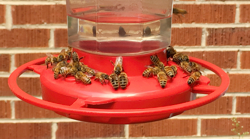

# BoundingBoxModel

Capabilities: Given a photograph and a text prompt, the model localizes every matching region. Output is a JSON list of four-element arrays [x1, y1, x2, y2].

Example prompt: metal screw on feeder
[[8, 0, 229, 124]]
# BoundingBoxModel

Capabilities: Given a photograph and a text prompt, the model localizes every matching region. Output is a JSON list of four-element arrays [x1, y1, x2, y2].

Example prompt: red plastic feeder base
[[8, 50, 229, 124]]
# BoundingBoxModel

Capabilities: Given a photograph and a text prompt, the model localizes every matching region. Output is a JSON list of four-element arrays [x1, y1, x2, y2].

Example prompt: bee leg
[[100, 80, 104, 85], [110, 60, 115, 66]]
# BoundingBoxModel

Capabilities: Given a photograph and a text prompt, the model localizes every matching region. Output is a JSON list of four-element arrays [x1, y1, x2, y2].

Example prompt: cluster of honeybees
[[109, 57, 129, 90], [45, 47, 128, 90], [167, 46, 202, 85], [142, 55, 178, 88], [143, 46, 202, 88]]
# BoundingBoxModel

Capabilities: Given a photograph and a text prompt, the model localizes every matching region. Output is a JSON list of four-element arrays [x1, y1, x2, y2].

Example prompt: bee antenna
[[79, 57, 84, 61], [110, 60, 114, 66]]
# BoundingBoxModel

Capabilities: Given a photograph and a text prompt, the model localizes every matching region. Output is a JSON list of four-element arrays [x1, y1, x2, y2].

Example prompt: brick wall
[[0, 0, 250, 139]]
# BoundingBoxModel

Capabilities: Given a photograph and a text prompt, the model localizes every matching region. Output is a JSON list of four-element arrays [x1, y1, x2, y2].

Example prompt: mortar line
[[51, 122, 58, 139], [0, 1, 66, 5], [0, 97, 33, 101], [10, 54, 16, 73], [1, 46, 250, 54], [0, 119, 79, 123], [172, 23, 250, 28], [0, 73, 41, 78], [125, 124, 129, 139], [10, 100, 15, 119], [197, 118, 201, 136], [232, 96, 237, 115], [1, 23, 250, 29], [1, 46, 250, 53], [2, 1, 248, 5], [173, 1, 250, 4], [237, 50, 241, 69], [0, 72, 9, 76], [1, 115, 250, 123], [12, 24, 67, 29], [49, 29, 55, 48], [205, 69, 250, 74], [128, 136, 250, 139], [0, 25, 6, 29], [0, 96, 42, 100], [171, 114, 250, 119], [0, 48, 64, 54], [235, 4, 240, 23], [201, 28, 207, 47], [197, 92, 250, 97], [5, 5, 12, 30]]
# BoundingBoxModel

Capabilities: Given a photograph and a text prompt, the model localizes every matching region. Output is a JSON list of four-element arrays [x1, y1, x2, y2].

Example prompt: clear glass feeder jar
[[67, 0, 173, 56]]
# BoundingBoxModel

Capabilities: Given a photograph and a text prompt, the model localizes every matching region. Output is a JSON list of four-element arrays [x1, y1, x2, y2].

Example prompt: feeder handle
[[8, 56, 230, 117]]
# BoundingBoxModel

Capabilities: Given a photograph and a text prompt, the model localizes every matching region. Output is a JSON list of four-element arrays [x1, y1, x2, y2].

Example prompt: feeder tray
[[8, 50, 229, 124]]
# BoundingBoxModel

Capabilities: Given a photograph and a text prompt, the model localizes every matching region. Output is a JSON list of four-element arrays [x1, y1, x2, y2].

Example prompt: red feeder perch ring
[[8, 52, 229, 124]]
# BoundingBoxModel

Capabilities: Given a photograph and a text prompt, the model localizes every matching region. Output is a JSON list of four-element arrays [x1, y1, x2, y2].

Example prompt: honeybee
[[118, 26, 127, 37], [78, 62, 86, 72], [157, 71, 168, 88], [110, 56, 123, 75], [53, 61, 67, 79], [80, 64, 96, 76], [150, 55, 165, 71], [57, 49, 67, 62], [53, 67, 61, 79], [166, 46, 177, 62], [52, 61, 67, 71], [142, 66, 154, 78], [153, 66, 161, 75], [75, 71, 91, 84], [65, 46, 73, 60], [95, 71, 109, 84], [143, 26, 151, 36], [72, 51, 81, 62], [109, 73, 119, 90], [173, 53, 189, 64], [45, 54, 58, 68], [92, 26, 96, 37], [180, 61, 192, 75], [173, 8, 187, 15], [164, 65, 177, 78], [60, 67, 72, 78], [187, 71, 202, 85], [182, 54, 189, 62], [189, 62, 201, 72], [118, 72, 128, 89], [171, 65, 178, 75], [66, 60, 79, 76]]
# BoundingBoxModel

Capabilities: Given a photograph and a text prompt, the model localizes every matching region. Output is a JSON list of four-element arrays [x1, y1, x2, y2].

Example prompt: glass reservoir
[[67, 0, 173, 56]]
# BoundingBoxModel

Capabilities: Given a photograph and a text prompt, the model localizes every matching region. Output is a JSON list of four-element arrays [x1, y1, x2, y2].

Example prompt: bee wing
[[163, 49, 166, 54], [115, 56, 123, 66], [60, 66, 68, 71], [145, 65, 154, 68], [46, 53, 53, 58], [68, 46, 72, 51], [93, 69, 98, 74], [86, 74, 93, 78], [60, 49, 66, 53]]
